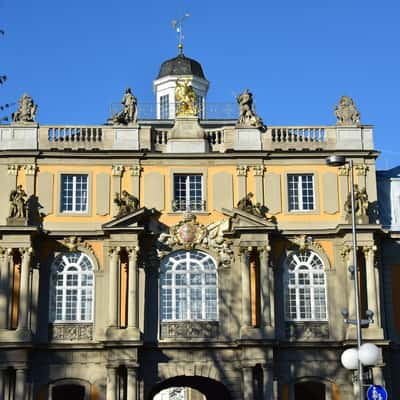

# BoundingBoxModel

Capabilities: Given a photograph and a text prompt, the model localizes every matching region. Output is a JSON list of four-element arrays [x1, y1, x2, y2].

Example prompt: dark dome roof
[[157, 53, 206, 79]]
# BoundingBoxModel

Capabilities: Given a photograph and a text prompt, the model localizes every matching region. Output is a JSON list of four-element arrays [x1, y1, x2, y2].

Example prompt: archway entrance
[[150, 376, 231, 400], [295, 381, 325, 400], [52, 384, 85, 400]]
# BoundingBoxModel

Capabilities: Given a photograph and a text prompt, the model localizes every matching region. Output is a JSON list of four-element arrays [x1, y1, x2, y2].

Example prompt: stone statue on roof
[[175, 79, 198, 117], [236, 88, 264, 129], [335, 95, 361, 127], [12, 93, 37, 123], [110, 87, 137, 125]]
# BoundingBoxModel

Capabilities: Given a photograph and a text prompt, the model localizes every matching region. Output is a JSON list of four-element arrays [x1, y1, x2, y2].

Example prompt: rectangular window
[[173, 174, 204, 212], [61, 174, 88, 213], [288, 174, 315, 211], [160, 94, 170, 119]]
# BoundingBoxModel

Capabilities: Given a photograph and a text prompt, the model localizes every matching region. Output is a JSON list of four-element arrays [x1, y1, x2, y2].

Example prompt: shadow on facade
[[148, 376, 232, 400]]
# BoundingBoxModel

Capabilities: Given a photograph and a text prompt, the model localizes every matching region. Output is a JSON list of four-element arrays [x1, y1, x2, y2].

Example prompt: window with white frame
[[160, 250, 218, 321], [284, 250, 327, 321], [173, 174, 204, 212], [287, 174, 315, 211], [50, 252, 94, 322], [160, 94, 170, 119], [60, 174, 88, 213]]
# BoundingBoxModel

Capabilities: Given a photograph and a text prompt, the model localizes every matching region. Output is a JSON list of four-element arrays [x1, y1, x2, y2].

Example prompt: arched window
[[284, 250, 327, 321], [160, 250, 218, 321], [50, 252, 94, 322]]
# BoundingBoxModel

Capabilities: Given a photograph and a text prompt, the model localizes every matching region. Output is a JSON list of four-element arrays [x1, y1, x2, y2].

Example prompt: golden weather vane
[[172, 12, 190, 54]]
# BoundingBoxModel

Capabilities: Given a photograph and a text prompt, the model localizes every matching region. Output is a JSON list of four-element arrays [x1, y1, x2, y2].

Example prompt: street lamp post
[[326, 156, 365, 399]]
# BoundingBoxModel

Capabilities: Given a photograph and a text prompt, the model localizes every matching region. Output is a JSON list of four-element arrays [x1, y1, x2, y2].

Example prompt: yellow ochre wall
[[36, 163, 343, 227]]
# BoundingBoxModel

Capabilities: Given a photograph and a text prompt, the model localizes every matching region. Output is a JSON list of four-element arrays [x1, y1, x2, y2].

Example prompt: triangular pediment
[[102, 207, 159, 232], [222, 207, 277, 233]]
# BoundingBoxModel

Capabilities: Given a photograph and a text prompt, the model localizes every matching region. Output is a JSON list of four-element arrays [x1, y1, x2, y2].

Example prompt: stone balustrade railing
[[0, 123, 374, 152]]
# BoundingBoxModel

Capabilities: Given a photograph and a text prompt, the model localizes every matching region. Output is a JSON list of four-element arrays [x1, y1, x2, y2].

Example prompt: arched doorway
[[149, 376, 232, 400], [295, 381, 325, 400], [52, 384, 85, 400]]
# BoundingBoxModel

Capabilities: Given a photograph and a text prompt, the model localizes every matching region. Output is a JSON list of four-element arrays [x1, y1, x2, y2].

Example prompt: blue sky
[[1, 0, 399, 169]]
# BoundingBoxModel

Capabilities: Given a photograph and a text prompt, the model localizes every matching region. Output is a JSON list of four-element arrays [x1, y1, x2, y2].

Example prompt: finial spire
[[172, 12, 190, 54]]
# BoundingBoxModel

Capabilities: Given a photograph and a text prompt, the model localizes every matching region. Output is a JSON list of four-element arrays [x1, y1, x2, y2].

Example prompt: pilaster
[[236, 165, 248, 201], [338, 166, 349, 222], [262, 364, 274, 400], [15, 366, 28, 400], [23, 164, 37, 195], [258, 245, 274, 336], [240, 248, 251, 331], [253, 165, 264, 205], [108, 246, 120, 329], [242, 366, 253, 400], [127, 365, 138, 400], [355, 164, 368, 189], [129, 165, 142, 199], [17, 247, 33, 335], [0, 248, 12, 329], [106, 365, 118, 400], [127, 246, 139, 331], [112, 165, 124, 216]]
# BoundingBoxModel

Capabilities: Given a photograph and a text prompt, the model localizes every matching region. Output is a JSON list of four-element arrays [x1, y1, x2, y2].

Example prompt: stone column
[[112, 165, 124, 217], [0, 248, 11, 329], [108, 247, 120, 328], [17, 248, 33, 331], [236, 165, 248, 201], [242, 366, 253, 400], [241, 249, 251, 329], [106, 365, 118, 400], [15, 367, 27, 400], [262, 364, 273, 400], [363, 245, 380, 327], [129, 165, 142, 199], [127, 247, 139, 329], [127, 366, 138, 400], [259, 246, 272, 328], [253, 165, 264, 205]]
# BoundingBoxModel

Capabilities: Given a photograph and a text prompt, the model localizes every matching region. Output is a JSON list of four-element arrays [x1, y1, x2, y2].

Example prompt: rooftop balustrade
[[0, 121, 374, 153]]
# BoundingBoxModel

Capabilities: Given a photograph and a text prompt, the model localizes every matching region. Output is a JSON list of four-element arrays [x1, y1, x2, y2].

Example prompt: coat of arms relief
[[158, 212, 233, 265]]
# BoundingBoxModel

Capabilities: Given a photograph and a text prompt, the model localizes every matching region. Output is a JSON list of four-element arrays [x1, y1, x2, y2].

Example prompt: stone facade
[[0, 53, 389, 400]]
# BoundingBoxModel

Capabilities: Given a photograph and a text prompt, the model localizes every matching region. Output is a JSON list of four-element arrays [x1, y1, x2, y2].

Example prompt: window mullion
[[72, 176, 77, 212], [77, 272, 81, 322], [298, 176, 303, 211]]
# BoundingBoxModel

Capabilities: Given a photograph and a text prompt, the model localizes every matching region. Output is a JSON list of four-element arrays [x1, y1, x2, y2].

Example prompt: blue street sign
[[367, 385, 388, 400]]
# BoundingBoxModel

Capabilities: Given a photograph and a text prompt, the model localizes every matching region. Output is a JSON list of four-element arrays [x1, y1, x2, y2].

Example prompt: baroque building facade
[[0, 52, 388, 400]]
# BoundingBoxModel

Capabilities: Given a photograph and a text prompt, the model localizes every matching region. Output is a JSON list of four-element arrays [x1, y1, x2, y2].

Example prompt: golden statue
[[175, 79, 198, 116]]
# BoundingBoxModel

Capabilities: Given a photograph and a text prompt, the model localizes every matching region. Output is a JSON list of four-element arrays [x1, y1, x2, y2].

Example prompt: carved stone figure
[[334, 96, 361, 126], [12, 93, 37, 123], [158, 217, 234, 265], [236, 88, 264, 129], [110, 87, 137, 125], [344, 185, 369, 223], [8, 185, 28, 219], [236, 192, 264, 217], [175, 79, 198, 117], [114, 190, 139, 218]]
